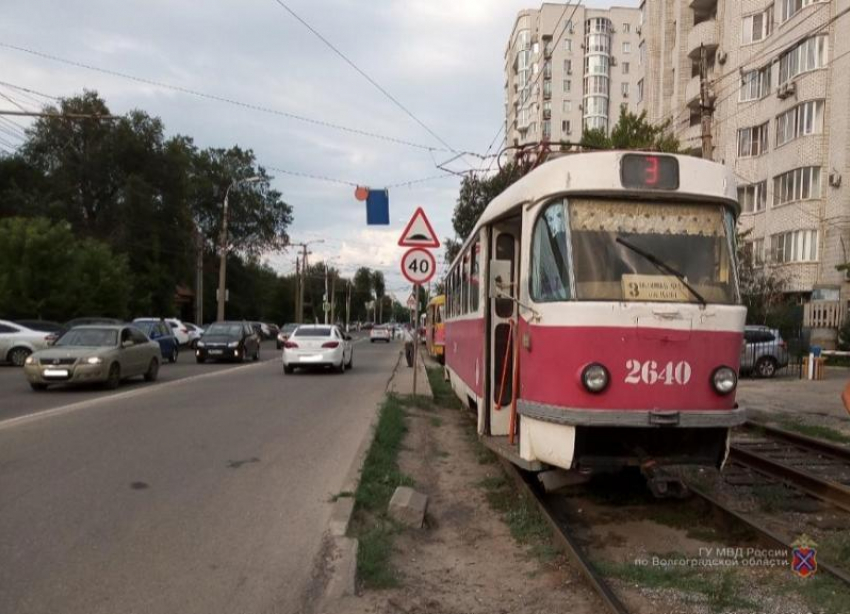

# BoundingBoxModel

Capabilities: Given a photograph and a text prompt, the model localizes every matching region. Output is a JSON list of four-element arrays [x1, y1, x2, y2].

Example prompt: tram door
[[489, 219, 520, 437]]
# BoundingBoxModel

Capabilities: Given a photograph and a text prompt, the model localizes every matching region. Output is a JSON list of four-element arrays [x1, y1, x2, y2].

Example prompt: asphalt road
[[0, 340, 281, 423], [0, 335, 400, 614]]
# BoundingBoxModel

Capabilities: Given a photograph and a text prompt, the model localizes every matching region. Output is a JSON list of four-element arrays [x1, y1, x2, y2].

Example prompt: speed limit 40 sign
[[401, 248, 436, 284]]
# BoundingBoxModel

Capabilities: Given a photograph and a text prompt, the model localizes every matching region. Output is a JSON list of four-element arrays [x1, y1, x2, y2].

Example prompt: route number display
[[401, 248, 436, 284]]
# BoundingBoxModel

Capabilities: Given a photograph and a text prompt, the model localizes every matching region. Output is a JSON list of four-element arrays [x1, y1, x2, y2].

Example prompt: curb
[[315, 350, 405, 611]]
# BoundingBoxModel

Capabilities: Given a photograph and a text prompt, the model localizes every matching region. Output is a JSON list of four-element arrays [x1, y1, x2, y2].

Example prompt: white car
[[184, 323, 204, 347], [370, 326, 392, 343], [282, 325, 353, 374], [165, 318, 192, 346], [0, 320, 54, 366]]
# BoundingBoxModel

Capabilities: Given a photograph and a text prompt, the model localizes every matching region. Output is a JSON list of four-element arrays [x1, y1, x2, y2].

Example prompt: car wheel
[[8, 347, 31, 367], [144, 358, 160, 382], [253, 347, 260, 362], [169, 347, 179, 364], [30, 382, 48, 391], [756, 357, 777, 378], [105, 363, 121, 390], [370, 339, 375, 343], [346, 354, 353, 370], [196, 355, 206, 364], [283, 365, 294, 375], [336, 360, 345, 374]]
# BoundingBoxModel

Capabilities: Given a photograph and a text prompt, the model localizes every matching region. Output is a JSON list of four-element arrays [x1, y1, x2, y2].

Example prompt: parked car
[[249, 321, 272, 340], [161, 318, 192, 346], [740, 325, 789, 378], [282, 325, 353, 374], [276, 323, 300, 349], [266, 323, 280, 338], [0, 320, 54, 366], [362, 322, 375, 331], [184, 323, 204, 348], [370, 325, 391, 343], [132, 319, 180, 363], [14, 319, 64, 334], [195, 321, 261, 363], [23, 325, 160, 391]]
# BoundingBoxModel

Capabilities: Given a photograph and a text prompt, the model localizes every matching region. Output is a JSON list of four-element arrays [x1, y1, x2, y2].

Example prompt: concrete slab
[[388, 486, 428, 528], [323, 537, 358, 601]]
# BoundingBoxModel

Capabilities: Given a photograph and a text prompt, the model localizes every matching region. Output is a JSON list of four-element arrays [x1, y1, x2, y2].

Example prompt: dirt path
[[321, 397, 601, 614]]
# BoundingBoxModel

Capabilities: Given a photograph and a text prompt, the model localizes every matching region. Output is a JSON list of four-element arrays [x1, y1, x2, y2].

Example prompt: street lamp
[[216, 176, 262, 321]]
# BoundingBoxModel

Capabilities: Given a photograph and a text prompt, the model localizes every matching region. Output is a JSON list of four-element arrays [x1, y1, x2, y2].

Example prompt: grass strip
[[425, 366, 462, 410], [350, 393, 414, 589]]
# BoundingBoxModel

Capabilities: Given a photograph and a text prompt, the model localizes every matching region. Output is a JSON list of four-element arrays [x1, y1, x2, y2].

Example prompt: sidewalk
[[386, 345, 433, 399], [738, 367, 850, 437]]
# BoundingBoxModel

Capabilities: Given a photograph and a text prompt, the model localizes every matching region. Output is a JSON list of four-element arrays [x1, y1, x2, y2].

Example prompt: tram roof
[[448, 151, 737, 273]]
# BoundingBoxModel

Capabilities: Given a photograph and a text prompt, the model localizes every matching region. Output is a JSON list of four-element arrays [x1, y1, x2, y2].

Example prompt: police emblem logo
[[791, 534, 817, 578]]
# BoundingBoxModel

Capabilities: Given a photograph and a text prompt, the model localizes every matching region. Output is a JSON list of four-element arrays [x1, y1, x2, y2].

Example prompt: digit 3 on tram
[[442, 152, 744, 488]]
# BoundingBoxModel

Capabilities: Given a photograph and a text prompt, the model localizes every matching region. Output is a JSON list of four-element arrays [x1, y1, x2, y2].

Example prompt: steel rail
[[743, 421, 850, 461], [688, 484, 850, 586], [497, 459, 631, 614]]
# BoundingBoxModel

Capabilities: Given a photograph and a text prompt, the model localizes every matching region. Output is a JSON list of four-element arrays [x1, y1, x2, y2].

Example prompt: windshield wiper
[[615, 236, 707, 307]]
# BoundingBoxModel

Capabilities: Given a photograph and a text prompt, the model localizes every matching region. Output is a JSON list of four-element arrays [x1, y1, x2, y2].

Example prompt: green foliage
[[452, 161, 526, 242], [580, 108, 680, 152], [0, 217, 130, 319]]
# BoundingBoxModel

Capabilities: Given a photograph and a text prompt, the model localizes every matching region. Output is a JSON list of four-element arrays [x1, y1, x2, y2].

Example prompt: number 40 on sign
[[401, 247, 436, 284]]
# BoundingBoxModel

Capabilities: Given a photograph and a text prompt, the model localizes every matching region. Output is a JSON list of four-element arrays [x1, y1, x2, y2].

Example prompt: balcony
[[687, 19, 718, 59], [689, 0, 717, 11], [685, 73, 715, 107]]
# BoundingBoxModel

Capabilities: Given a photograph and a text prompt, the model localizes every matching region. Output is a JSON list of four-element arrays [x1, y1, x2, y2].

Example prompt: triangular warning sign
[[398, 207, 440, 248]]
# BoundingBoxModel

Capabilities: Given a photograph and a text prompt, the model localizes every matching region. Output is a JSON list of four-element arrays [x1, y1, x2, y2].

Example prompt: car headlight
[[25, 356, 34, 365], [711, 366, 737, 395], [228, 341, 239, 348], [582, 363, 609, 393], [86, 356, 103, 365], [197, 341, 205, 348]]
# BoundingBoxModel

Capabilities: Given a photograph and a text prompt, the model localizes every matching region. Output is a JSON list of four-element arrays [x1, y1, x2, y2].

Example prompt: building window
[[564, 39, 572, 52], [585, 75, 608, 94], [639, 41, 646, 65], [780, 0, 827, 23], [776, 100, 825, 146], [637, 79, 644, 102], [543, 61, 552, 78], [623, 23, 631, 33], [542, 120, 552, 138], [566, 19, 574, 34], [564, 59, 572, 74], [779, 36, 827, 85], [742, 6, 774, 44], [770, 230, 818, 263], [737, 181, 767, 213], [621, 82, 630, 97], [623, 42, 631, 54], [737, 122, 769, 157], [563, 100, 572, 112], [562, 119, 572, 134], [752, 238, 765, 265], [773, 167, 822, 206], [622, 61, 630, 74], [562, 80, 571, 93], [739, 65, 771, 101], [585, 55, 610, 76], [531, 202, 571, 302], [543, 80, 552, 97], [584, 96, 609, 116]]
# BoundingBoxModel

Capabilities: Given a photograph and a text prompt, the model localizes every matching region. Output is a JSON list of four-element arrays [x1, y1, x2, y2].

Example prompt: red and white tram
[[443, 151, 744, 476]]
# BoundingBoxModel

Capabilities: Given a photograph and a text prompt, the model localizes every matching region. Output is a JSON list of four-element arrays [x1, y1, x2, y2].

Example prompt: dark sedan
[[195, 321, 261, 363]]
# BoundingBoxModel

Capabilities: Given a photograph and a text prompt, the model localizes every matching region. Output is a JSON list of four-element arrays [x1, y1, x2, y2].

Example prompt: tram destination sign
[[622, 274, 690, 302], [620, 154, 679, 191]]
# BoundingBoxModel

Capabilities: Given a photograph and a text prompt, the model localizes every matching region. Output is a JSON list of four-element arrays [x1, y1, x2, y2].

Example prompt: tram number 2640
[[624, 360, 692, 386]]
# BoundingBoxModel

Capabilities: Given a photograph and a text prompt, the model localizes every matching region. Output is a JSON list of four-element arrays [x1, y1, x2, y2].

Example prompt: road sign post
[[412, 283, 419, 397]]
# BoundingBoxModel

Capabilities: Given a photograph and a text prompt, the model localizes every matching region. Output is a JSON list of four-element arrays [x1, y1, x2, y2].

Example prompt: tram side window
[[470, 240, 480, 313], [531, 202, 571, 302], [454, 268, 461, 317], [462, 252, 470, 315], [446, 276, 452, 318]]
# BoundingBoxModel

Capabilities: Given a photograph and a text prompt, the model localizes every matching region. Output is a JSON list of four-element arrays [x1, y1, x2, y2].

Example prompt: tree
[[452, 161, 526, 242], [580, 108, 680, 152], [351, 267, 374, 322], [737, 232, 789, 327], [443, 237, 461, 265], [0, 217, 130, 320]]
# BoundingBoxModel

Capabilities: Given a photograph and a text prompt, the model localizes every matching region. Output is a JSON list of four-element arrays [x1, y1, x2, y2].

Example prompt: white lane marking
[[0, 360, 272, 431]]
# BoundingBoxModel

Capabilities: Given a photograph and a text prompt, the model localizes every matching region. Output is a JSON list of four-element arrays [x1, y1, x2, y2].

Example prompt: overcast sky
[[1, 0, 639, 298]]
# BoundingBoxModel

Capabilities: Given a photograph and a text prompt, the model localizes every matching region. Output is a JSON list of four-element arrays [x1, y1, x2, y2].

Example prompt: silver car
[[740, 325, 789, 378], [24, 325, 161, 391], [0, 319, 53, 366]]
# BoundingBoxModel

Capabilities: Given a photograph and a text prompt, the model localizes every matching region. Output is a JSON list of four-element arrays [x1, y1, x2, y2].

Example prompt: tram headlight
[[582, 363, 610, 393], [711, 366, 737, 395]]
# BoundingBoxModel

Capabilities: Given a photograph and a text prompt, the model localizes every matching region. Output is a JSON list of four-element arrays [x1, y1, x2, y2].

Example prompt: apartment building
[[635, 0, 850, 335], [504, 3, 642, 148]]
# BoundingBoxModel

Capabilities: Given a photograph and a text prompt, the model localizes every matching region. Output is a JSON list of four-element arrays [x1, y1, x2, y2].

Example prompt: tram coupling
[[640, 459, 689, 499]]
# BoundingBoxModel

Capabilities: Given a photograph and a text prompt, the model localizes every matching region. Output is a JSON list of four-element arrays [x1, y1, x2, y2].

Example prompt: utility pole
[[294, 258, 301, 324], [330, 274, 336, 325], [194, 224, 204, 326], [216, 176, 261, 321], [699, 43, 714, 161], [324, 263, 329, 325], [345, 281, 351, 332]]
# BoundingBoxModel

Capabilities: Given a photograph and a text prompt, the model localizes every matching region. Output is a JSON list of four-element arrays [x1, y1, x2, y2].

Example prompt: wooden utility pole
[[330, 274, 336, 324], [294, 258, 301, 324], [194, 225, 204, 325], [699, 44, 714, 160]]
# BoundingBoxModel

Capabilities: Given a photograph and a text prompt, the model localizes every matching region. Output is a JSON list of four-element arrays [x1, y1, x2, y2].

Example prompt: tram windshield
[[570, 199, 738, 304], [531, 199, 738, 304]]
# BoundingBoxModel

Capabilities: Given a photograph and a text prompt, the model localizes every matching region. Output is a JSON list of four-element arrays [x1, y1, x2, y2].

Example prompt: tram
[[442, 151, 745, 479], [425, 295, 446, 363]]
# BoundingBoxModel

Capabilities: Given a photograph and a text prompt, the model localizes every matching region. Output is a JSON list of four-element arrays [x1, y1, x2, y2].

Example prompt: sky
[[0, 0, 639, 300]]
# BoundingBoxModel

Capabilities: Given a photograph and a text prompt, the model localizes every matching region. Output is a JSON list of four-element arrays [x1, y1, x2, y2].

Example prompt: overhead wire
[[0, 41, 470, 154], [269, 0, 461, 158]]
